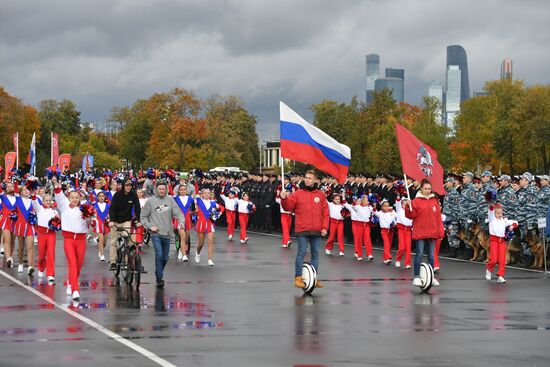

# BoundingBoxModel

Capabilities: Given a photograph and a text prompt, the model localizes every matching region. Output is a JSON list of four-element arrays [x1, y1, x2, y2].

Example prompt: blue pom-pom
[[28, 212, 38, 226], [371, 215, 379, 225], [191, 213, 198, 224]]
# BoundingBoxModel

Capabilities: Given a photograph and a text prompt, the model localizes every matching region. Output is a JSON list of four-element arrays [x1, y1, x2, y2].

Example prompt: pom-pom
[[191, 213, 198, 224], [247, 203, 256, 212], [27, 212, 38, 226], [146, 168, 156, 179], [25, 179, 39, 192], [484, 189, 497, 203], [234, 202, 239, 211], [368, 193, 380, 205], [371, 214, 379, 225], [48, 216, 62, 231], [79, 203, 96, 219], [9, 209, 18, 221], [505, 228, 515, 241], [209, 206, 221, 222]]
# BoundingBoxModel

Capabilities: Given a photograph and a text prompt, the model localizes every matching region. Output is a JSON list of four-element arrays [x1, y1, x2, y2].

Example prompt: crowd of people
[[1, 166, 549, 299]]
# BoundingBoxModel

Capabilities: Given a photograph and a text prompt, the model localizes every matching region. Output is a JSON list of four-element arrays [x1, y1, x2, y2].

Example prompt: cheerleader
[[173, 184, 193, 261], [236, 192, 255, 244], [105, 180, 118, 203], [395, 197, 412, 269], [93, 191, 110, 262], [0, 182, 18, 268], [220, 189, 238, 241], [53, 182, 91, 301], [14, 186, 36, 275], [486, 204, 518, 283], [325, 193, 345, 256], [373, 199, 397, 264], [91, 179, 105, 202], [344, 195, 374, 261], [31, 193, 57, 282], [195, 188, 219, 266]]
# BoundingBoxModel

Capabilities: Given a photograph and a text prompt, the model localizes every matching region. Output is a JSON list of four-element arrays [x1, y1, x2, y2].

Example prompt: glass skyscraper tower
[[365, 54, 380, 105], [445, 65, 461, 134], [446, 45, 470, 103]]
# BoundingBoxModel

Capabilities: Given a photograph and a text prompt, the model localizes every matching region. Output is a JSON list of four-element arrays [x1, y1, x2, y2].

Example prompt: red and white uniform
[[32, 197, 57, 277], [374, 209, 397, 261], [395, 199, 413, 267], [345, 202, 373, 259], [54, 188, 89, 293], [325, 201, 345, 252], [195, 197, 218, 234], [93, 202, 111, 235], [173, 195, 193, 231], [237, 198, 254, 241], [0, 192, 18, 232], [486, 207, 518, 277], [220, 194, 238, 237], [14, 196, 36, 237], [276, 196, 293, 246]]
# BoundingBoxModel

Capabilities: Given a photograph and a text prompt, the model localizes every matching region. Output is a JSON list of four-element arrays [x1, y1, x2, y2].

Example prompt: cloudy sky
[[1, 0, 549, 140]]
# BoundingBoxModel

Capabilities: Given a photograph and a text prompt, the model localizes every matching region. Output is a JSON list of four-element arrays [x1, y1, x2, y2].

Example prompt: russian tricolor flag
[[26, 132, 36, 174], [280, 102, 351, 183]]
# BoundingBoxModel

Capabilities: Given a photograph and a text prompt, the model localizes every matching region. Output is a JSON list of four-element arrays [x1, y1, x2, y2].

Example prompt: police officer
[[516, 172, 539, 261], [537, 175, 550, 220], [459, 172, 479, 227], [477, 171, 495, 226], [258, 173, 275, 233], [443, 176, 461, 257]]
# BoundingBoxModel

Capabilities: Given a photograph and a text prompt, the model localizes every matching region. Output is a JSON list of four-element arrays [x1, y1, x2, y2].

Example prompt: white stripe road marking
[[0, 269, 177, 367]]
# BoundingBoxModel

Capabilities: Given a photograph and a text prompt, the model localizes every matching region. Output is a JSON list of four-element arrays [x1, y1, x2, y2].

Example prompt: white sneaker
[[395, 261, 401, 268], [383, 259, 391, 265], [240, 239, 245, 244], [281, 244, 288, 248], [195, 252, 200, 264], [339, 251, 344, 257], [87, 234, 92, 240], [38, 270, 44, 278], [325, 249, 331, 255], [432, 278, 440, 286], [244, 237, 249, 243], [72, 291, 80, 300], [47, 276, 55, 283], [357, 257, 363, 261], [28, 267, 35, 276], [405, 265, 411, 269], [0, 246, 4, 255], [6, 257, 13, 268], [367, 255, 374, 261], [497, 276, 506, 283], [354, 252, 358, 258], [66, 285, 72, 295], [182, 254, 188, 262], [228, 235, 233, 241], [177, 251, 183, 261], [485, 269, 492, 280], [208, 259, 215, 266], [413, 278, 422, 286], [100, 255, 105, 262], [17, 264, 24, 273]]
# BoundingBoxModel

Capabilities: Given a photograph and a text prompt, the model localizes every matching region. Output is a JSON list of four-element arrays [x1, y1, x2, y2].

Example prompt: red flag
[[51, 133, 59, 166], [395, 124, 444, 195], [4, 152, 17, 181], [58, 153, 71, 171]]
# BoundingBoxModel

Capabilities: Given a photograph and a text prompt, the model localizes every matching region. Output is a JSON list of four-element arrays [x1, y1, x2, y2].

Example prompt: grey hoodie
[[140, 188, 185, 238]]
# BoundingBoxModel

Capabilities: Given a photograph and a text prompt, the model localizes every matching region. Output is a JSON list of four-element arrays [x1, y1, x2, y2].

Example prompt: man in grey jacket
[[140, 180, 185, 288]]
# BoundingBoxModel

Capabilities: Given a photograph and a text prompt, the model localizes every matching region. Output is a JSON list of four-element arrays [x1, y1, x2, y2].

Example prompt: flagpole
[[33, 133, 36, 176], [16, 131, 19, 169], [403, 174, 413, 210], [50, 132, 53, 167], [280, 151, 284, 192]]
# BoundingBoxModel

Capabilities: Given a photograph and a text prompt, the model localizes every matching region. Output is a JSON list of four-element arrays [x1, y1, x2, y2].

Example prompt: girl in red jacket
[[404, 179, 444, 287]]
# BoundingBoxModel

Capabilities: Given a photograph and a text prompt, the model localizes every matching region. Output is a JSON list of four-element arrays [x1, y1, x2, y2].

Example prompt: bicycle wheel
[[123, 248, 134, 285], [134, 254, 142, 289], [114, 247, 122, 277]]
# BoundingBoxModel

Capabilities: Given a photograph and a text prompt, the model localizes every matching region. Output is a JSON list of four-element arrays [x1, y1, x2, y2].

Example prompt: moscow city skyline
[[1, 0, 549, 140]]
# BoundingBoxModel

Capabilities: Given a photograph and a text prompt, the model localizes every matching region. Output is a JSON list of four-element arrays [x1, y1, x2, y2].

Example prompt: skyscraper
[[446, 45, 470, 103], [365, 54, 380, 105], [375, 77, 404, 103], [501, 59, 513, 80], [385, 67, 404, 80], [428, 80, 443, 123], [445, 65, 461, 134]]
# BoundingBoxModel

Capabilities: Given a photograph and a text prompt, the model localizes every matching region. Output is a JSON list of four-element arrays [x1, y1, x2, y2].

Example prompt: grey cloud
[[1, 0, 549, 141]]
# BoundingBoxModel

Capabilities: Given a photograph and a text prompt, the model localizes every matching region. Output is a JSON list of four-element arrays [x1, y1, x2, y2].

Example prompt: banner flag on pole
[[58, 154, 71, 171], [4, 152, 17, 181], [51, 133, 59, 167], [82, 154, 94, 171], [279, 101, 351, 184], [26, 132, 36, 175], [394, 123, 444, 195]]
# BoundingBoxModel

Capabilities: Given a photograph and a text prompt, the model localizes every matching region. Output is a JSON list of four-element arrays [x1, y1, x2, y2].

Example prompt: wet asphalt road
[[1, 229, 549, 367]]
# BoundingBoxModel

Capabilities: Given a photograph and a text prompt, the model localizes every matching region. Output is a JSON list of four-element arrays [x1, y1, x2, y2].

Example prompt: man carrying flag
[[279, 102, 345, 290]]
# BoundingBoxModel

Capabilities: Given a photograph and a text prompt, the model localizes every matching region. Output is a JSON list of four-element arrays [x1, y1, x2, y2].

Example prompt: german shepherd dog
[[525, 229, 545, 268], [457, 224, 480, 261], [471, 222, 490, 262], [506, 231, 522, 265]]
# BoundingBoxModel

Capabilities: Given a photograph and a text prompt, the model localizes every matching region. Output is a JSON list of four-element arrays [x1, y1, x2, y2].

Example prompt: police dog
[[506, 233, 522, 265], [457, 224, 480, 261], [471, 222, 490, 262], [525, 230, 545, 268]]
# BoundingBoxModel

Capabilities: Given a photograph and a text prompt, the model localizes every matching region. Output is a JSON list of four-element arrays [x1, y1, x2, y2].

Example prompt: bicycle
[[112, 226, 143, 288]]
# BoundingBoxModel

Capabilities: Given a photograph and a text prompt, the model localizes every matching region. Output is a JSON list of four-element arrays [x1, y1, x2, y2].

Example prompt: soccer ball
[[301, 262, 317, 295]]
